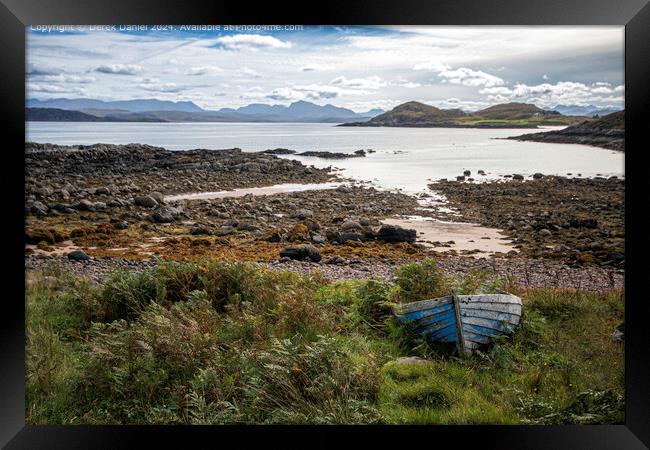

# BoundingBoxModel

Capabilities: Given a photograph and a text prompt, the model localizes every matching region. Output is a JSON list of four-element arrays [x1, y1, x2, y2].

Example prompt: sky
[[26, 25, 625, 113]]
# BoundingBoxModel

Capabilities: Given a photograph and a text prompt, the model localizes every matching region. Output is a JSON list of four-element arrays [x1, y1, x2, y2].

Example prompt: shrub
[[392, 259, 451, 303]]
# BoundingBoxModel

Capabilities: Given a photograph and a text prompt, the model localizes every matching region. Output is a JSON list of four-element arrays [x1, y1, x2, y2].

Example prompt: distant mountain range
[[340, 101, 583, 128], [26, 98, 385, 123], [550, 104, 622, 117]]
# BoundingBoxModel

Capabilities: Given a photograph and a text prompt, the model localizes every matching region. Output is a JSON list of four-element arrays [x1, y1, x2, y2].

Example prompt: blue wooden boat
[[394, 294, 523, 355]]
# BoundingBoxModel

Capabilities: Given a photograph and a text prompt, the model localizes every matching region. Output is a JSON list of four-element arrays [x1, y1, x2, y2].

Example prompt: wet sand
[[164, 182, 343, 202], [383, 216, 517, 256]]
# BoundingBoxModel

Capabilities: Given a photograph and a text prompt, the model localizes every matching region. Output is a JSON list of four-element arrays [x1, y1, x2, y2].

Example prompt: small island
[[339, 101, 583, 128]]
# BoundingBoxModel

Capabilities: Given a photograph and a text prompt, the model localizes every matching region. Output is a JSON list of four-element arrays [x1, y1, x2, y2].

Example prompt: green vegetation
[[26, 259, 624, 424]]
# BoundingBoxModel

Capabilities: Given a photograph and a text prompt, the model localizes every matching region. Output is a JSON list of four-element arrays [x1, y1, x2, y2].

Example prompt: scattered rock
[[67, 250, 90, 261], [135, 195, 158, 208], [292, 209, 314, 220], [279, 245, 322, 262], [151, 207, 175, 223], [395, 356, 428, 365], [378, 225, 416, 243], [190, 225, 210, 235]]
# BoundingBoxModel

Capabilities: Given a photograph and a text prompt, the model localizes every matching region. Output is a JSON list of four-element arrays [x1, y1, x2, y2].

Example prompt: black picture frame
[[2, 0, 648, 448]]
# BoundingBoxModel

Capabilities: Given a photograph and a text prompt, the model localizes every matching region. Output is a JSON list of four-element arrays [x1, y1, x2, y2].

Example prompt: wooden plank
[[461, 316, 516, 333], [411, 310, 455, 329], [464, 333, 493, 345], [400, 303, 454, 322], [462, 323, 498, 338], [452, 294, 467, 356], [457, 294, 522, 305], [461, 310, 521, 322], [425, 326, 457, 341], [393, 296, 453, 314], [413, 317, 455, 335], [423, 322, 456, 339], [460, 309, 522, 325], [460, 302, 522, 314]]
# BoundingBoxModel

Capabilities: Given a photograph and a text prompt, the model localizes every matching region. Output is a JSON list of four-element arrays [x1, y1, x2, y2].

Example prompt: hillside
[[508, 110, 624, 151], [26, 107, 103, 122], [340, 101, 576, 128], [26, 107, 165, 122]]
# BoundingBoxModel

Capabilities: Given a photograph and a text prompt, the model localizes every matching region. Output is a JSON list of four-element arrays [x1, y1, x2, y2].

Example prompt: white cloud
[[239, 67, 261, 78], [31, 74, 96, 84], [26, 63, 63, 76], [331, 75, 386, 89], [28, 83, 88, 95], [479, 81, 625, 107], [394, 78, 421, 88], [213, 34, 292, 51], [137, 79, 185, 93], [186, 65, 223, 76], [301, 63, 334, 72], [413, 61, 450, 72], [94, 64, 142, 75], [438, 67, 504, 88]]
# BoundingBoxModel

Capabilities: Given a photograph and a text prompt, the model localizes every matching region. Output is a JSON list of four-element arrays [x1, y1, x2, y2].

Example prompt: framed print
[[1, 0, 648, 447]]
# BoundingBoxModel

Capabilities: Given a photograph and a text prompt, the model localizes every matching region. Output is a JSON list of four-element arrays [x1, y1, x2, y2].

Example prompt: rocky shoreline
[[506, 111, 624, 151], [25, 142, 624, 288], [25, 142, 332, 195], [427, 176, 624, 268]]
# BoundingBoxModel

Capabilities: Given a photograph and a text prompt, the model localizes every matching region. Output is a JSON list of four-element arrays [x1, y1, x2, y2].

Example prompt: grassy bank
[[26, 259, 624, 424]]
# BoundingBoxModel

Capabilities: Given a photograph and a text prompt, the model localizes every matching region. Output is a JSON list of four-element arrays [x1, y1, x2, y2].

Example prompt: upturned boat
[[394, 293, 523, 355]]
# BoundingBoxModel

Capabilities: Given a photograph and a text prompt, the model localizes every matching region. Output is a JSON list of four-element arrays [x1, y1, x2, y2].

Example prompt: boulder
[[67, 250, 90, 261], [215, 226, 235, 236], [151, 207, 175, 223], [378, 225, 417, 243], [30, 201, 49, 216], [279, 245, 322, 262], [292, 209, 314, 220], [75, 199, 94, 211], [338, 232, 366, 243], [264, 230, 283, 242], [134, 195, 158, 208], [150, 192, 165, 203], [340, 221, 363, 231], [394, 356, 428, 365], [324, 255, 346, 265], [190, 225, 210, 235]]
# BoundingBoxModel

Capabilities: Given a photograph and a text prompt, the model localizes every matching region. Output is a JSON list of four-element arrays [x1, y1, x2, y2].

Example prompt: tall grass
[[26, 258, 624, 424]]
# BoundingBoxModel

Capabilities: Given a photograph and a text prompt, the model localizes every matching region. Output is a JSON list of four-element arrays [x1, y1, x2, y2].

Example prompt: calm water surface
[[27, 122, 624, 194]]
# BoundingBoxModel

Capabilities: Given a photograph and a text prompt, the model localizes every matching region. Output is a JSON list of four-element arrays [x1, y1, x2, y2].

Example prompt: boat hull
[[394, 294, 522, 354]]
